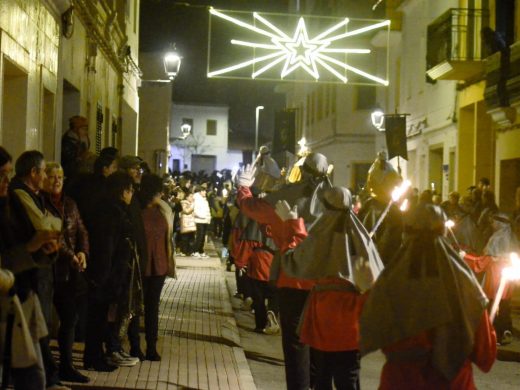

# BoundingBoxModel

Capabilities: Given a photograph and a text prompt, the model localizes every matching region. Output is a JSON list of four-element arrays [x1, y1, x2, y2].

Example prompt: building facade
[[0, 0, 140, 162], [169, 103, 243, 174], [380, 0, 520, 208]]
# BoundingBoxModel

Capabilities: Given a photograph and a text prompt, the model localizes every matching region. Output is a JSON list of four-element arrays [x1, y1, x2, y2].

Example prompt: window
[[356, 86, 376, 110], [206, 119, 217, 135]]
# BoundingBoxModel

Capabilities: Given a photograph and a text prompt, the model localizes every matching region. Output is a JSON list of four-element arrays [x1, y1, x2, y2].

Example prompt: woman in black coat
[[83, 171, 141, 370]]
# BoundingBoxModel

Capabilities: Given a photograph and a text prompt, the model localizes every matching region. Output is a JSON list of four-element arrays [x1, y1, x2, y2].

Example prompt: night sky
[[140, 0, 291, 147]]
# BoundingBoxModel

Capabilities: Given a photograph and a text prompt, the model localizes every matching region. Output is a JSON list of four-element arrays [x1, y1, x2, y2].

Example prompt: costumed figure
[[358, 152, 403, 265], [276, 186, 383, 390], [460, 213, 519, 344], [361, 204, 496, 389], [236, 152, 331, 390]]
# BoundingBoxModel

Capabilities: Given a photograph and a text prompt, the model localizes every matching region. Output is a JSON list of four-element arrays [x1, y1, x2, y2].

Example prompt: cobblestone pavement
[[62, 243, 255, 389]]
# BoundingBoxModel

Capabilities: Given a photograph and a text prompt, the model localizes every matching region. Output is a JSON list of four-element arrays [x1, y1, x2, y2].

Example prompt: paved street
[[225, 261, 520, 390], [57, 244, 520, 389]]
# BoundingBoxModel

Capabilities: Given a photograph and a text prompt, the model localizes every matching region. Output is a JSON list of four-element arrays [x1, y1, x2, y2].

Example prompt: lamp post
[[139, 46, 182, 85], [255, 105, 264, 157]]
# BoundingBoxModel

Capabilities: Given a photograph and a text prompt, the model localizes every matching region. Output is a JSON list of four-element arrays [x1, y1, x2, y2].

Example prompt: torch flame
[[445, 220, 455, 229], [502, 252, 520, 281], [391, 180, 412, 202]]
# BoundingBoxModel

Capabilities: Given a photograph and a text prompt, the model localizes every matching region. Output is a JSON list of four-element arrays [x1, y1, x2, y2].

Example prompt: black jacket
[[87, 199, 135, 302]]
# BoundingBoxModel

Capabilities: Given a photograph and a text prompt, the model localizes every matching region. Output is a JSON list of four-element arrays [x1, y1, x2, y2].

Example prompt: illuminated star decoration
[[208, 9, 390, 85]]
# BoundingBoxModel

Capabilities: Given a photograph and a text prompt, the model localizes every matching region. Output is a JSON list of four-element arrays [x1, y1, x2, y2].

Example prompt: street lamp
[[371, 106, 385, 131], [139, 47, 182, 85], [255, 105, 264, 156], [163, 49, 182, 80]]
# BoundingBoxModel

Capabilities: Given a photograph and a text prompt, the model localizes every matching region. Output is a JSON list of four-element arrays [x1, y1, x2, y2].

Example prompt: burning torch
[[369, 180, 411, 238], [489, 252, 520, 323]]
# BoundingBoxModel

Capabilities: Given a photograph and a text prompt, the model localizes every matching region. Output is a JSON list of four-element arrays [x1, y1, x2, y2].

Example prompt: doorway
[[1, 58, 28, 157], [62, 79, 80, 137], [429, 147, 443, 195]]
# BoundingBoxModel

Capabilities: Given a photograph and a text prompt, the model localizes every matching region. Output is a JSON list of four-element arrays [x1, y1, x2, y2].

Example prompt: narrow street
[[225, 260, 520, 390]]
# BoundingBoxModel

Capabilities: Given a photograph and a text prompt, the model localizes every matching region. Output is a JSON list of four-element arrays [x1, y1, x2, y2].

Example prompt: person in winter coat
[[84, 172, 141, 371], [0, 147, 56, 389], [361, 204, 496, 390], [179, 192, 196, 256], [138, 174, 176, 361], [43, 162, 90, 383], [193, 186, 211, 257]]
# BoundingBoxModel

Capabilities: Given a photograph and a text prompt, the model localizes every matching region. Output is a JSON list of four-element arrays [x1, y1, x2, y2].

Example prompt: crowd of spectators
[[0, 115, 237, 389]]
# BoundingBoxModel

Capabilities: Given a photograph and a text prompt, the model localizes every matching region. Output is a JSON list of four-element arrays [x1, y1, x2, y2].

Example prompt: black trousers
[[180, 232, 194, 255], [212, 217, 223, 237], [36, 267, 59, 386], [106, 313, 141, 354], [84, 293, 109, 362], [143, 275, 166, 351], [313, 349, 361, 390], [278, 287, 312, 390], [251, 278, 278, 330], [236, 272, 253, 299], [54, 285, 87, 369], [194, 223, 209, 253]]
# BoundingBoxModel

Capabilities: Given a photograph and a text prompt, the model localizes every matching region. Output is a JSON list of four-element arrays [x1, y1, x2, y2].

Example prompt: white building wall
[[0, 0, 141, 162], [398, 0, 459, 197], [169, 103, 242, 172]]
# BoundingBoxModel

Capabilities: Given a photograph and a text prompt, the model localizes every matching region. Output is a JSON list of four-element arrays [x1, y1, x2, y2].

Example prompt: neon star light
[[208, 8, 390, 85]]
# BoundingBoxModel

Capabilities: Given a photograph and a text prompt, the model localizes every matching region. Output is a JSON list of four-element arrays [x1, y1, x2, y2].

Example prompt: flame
[[502, 252, 520, 281], [391, 180, 412, 202], [399, 198, 409, 212], [445, 220, 455, 229]]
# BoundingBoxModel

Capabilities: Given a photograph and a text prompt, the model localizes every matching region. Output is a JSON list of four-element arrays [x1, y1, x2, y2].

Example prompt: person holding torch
[[361, 204, 496, 389], [459, 213, 519, 345]]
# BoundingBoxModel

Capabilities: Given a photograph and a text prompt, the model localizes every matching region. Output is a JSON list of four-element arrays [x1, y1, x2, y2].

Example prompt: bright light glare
[[391, 180, 411, 202], [503, 252, 520, 281], [164, 53, 180, 63], [445, 220, 455, 229], [208, 9, 389, 84], [399, 199, 409, 212]]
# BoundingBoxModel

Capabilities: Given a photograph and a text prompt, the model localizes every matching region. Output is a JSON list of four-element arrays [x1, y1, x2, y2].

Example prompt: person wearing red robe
[[460, 213, 519, 344], [275, 187, 383, 390], [236, 154, 329, 390], [361, 204, 497, 390]]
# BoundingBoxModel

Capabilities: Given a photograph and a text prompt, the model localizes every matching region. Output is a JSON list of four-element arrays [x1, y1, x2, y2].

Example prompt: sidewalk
[[63, 241, 256, 389]]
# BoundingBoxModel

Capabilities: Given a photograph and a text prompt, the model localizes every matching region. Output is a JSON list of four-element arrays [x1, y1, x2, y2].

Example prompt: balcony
[[426, 8, 489, 81]]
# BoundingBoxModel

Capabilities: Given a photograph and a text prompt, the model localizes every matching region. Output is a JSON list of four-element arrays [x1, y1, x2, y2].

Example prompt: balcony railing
[[426, 8, 489, 81]]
